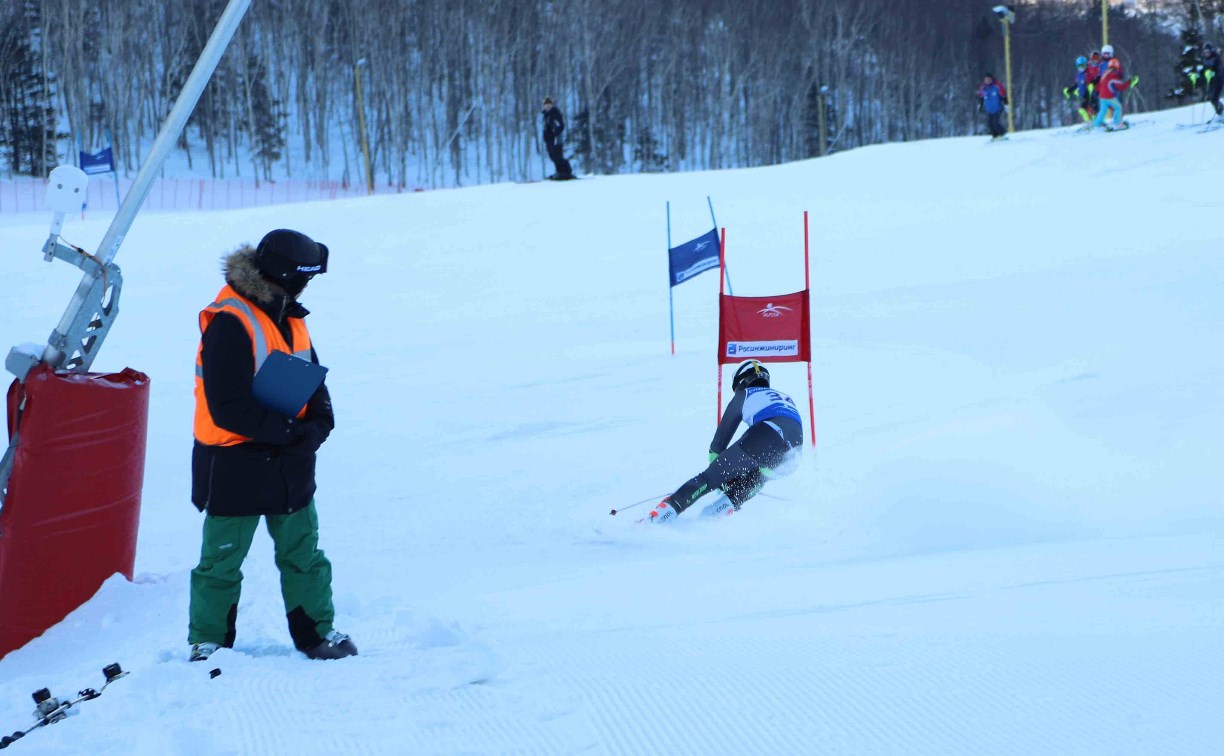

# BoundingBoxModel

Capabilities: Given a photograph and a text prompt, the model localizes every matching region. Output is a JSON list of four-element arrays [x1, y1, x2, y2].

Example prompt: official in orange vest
[[187, 229, 357, 662]]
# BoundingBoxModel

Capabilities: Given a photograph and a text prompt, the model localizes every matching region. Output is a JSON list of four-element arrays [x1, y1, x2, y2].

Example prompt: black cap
[[255, 229, 328, 284]]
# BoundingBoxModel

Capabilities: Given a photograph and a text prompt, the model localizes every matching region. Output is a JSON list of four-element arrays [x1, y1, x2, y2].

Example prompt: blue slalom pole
[[707, 196, 733, 295], [667, 201, 676, 355]]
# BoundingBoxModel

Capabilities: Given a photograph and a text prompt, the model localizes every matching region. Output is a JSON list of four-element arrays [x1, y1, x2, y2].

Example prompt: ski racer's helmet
[[1108, 57, 1122, 71], [1101, 44, 1114, 57], [732, 360, 770, 391], [1076, 55, 1088, 67], [255, 229, 329, 295]]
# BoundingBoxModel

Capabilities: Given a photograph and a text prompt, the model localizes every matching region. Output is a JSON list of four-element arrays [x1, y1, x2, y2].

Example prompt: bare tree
[[9, 0, 1185, 184]]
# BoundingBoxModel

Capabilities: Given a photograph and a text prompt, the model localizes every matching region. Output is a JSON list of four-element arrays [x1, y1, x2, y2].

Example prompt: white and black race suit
[[669, 386, 804, 513]]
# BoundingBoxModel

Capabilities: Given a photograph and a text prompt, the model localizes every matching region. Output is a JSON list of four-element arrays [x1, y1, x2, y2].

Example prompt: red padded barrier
[[0, 365, 150, 659]]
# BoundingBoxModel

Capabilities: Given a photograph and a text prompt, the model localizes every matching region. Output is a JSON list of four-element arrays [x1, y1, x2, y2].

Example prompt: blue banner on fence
[[668, 227, 720, 287], [79, 147, 115, 175]]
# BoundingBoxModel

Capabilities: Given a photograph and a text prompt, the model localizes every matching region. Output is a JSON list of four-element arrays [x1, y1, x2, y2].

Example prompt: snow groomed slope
[[0, 105, 1221, 754]]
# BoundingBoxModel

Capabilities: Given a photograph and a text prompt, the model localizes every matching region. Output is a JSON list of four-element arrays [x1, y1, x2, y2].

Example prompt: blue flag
[[79, 146, 115, 175], [668, 227, 720, 287]]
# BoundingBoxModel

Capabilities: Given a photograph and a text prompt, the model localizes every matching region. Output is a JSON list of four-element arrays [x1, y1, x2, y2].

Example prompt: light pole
[[354, 58, 374, 195], [817, 85, 829, 157], [993, 5, 1017, 134], [1101, 0, 1109, 48]]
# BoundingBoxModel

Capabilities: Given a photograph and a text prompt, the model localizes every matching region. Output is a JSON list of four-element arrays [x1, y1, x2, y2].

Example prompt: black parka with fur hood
[[191, 247, 334, 517]]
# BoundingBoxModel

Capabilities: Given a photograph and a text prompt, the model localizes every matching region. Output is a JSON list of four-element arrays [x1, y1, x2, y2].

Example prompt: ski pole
[[1207, 70, 1217, 123], [1190, 72, 1201, 124], [610, 493, 668, 516]]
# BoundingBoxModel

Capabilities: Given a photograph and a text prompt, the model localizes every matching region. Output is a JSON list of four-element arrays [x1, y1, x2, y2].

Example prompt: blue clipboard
[[252, 351, 328, 416]]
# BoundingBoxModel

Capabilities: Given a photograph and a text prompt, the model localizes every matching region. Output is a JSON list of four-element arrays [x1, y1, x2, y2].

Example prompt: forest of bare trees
[[1, 0, 1220, 188]]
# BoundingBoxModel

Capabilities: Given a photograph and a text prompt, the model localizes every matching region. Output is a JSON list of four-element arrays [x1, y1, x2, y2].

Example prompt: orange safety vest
[[193, 284, 313, 446]]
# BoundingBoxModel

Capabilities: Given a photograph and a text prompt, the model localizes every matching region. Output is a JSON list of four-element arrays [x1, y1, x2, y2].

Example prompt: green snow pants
[[188, 500, 335, 652]]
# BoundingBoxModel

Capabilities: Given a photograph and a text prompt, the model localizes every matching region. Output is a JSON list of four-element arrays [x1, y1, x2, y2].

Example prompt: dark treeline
[[0, 0, 1218, 186]]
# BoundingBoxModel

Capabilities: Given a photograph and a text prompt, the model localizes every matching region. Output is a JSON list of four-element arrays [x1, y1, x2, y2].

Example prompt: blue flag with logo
[[79, 146, 115, 175], [668, 227, 721, 287]]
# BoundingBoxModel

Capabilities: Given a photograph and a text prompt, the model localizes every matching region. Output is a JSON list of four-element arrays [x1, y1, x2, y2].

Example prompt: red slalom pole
[[804, 211, 816, 446], [717, 227, 727, 423]]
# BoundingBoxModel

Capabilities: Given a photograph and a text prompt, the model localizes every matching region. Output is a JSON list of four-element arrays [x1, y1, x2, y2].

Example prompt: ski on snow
[[0, 664, 128, 750]]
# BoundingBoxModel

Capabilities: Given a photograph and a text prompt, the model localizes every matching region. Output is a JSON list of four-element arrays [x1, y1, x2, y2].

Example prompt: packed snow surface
[[1, 108, 1222, 754]]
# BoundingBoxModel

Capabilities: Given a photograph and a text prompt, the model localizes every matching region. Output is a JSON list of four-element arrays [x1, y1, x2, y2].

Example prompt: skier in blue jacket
[[645, 360, 803, 523], [1063, 56, 1094, 123]]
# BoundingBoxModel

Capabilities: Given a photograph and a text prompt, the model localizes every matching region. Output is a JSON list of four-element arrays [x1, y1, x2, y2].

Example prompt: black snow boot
[[305, 630, 358, 660]]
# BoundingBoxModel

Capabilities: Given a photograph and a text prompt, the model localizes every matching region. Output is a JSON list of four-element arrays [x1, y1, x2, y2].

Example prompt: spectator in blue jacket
[[978, 74, 1009, 140]]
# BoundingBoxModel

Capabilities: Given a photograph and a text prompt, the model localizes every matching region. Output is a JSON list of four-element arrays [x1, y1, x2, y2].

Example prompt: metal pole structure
[[101, 1, 249, 267], [1102, 0, 1109, 47], [817, 86, 828, 157], [354, 59, 374, 195], [990, 6, 1018, 134], [40, 0, 252, 367], [1003, 18, 1016, 134], [4, 0, 252, 508]]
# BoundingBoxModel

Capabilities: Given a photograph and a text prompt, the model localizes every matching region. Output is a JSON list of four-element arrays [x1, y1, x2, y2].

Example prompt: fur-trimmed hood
[[224, 246, 280, 307], [221, 246, 308, 321]]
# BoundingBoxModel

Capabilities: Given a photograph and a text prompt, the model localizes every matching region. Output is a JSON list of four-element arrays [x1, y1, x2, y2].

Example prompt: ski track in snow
[[2, 104, 1223, 754]]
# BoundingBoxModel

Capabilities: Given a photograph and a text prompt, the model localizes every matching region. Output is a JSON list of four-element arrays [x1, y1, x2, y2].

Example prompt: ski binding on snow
[[0, 663, 128, 749]]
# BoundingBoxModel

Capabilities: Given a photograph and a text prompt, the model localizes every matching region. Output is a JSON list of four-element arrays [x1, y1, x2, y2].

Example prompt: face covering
[[283, 272, 312, 299]]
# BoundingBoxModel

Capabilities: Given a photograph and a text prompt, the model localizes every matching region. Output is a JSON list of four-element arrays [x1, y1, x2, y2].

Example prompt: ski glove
[[1062, 87, 1073, 99], [1130, 75, 1140, 87], [287, 418, 330, 455]]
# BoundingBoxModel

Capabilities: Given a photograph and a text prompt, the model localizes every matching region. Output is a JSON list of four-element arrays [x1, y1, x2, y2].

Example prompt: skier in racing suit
[[647, 359, 803, 523]]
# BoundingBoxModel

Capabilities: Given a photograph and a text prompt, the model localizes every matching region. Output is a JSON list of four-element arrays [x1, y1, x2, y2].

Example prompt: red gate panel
[[718, 290, 811, 364], [0, 364, 150, 659]]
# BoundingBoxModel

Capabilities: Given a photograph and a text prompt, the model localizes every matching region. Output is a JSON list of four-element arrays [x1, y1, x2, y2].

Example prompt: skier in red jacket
[[1092, 58, 1139, 131]]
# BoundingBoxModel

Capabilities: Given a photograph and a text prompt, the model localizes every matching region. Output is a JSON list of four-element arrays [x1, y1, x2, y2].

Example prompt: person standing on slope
[[1097, 45, 1116, 79], [1092, 57, 1139, 131], [978, 74, 1009, 140], [1086, 50, 1103, 116], [1063, 56, 1094, 124], [1202, 43, 1223, 121], [188, 229, 357, 663], [645, 360, 803, 524], [541, 97, 575, 180]]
